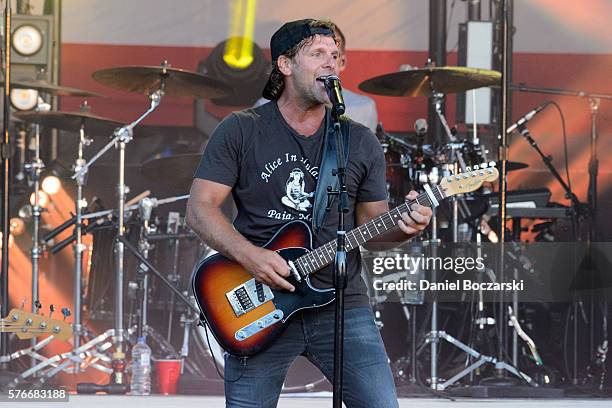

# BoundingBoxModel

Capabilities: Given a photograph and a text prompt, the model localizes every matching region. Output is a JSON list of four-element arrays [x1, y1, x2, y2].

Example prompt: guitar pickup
[[226, 279, 275, 317]]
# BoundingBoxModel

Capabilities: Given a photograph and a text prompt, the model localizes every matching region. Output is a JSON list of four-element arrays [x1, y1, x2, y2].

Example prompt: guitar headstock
[[2, 308, 72, 342], [440, 162, 498, 197]]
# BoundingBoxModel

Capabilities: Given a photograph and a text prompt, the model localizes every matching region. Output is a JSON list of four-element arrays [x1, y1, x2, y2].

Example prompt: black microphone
[[318, 75, 345, 116], [506, 101, 551, 134], [414, 118, 427, 163]]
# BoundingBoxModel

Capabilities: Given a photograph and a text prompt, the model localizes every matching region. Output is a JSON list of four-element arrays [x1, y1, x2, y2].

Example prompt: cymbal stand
[[23, 97, 50, 368], [424, 92, 533, 389], [73, 85, 164, 364], [10, 325, 138, 388], [126, 196, 182, 358], [432, 92, 468, 241], [165, 211, 181, 343], [72, 121, 93, 359], [127, 196, 199, 363], [134, 197, 155, 339]]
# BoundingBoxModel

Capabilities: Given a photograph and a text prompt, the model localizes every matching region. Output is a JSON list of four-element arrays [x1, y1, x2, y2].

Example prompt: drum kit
[[357, 65, 558, 390], [8, 57, 581, 392], [8, 62, 235, 389]]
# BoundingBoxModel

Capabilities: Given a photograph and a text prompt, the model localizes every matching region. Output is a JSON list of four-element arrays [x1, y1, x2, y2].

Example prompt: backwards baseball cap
[[262, 19, 334, 100]]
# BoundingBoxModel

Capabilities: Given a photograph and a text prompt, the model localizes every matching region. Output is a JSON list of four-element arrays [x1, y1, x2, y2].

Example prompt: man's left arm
[[355, 191, 432, 251]]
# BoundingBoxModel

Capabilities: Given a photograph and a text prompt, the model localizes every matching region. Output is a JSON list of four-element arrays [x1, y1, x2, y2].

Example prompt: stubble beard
[[294, 75, 328, 109]]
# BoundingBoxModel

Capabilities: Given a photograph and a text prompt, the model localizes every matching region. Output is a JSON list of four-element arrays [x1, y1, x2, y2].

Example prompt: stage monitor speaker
[[456, 21, 493, 125], [10, 14, 54, 81]]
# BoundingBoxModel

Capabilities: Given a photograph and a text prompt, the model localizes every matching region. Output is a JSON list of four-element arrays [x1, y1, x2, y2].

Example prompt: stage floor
[[3, 394, 612, 408]]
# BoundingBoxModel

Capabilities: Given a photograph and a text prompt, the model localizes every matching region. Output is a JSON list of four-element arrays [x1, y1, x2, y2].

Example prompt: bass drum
[[195, 323, 330, 392]]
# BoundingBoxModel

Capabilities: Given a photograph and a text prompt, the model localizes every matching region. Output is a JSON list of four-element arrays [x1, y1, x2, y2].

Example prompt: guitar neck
[[295, 185, 446, 277]]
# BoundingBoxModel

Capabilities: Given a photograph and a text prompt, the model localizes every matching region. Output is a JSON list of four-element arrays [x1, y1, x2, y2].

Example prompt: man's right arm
[[186, 178, 294, 291]]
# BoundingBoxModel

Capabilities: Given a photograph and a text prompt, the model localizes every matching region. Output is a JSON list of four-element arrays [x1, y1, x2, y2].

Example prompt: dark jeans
[[224, 306, 399, 408]]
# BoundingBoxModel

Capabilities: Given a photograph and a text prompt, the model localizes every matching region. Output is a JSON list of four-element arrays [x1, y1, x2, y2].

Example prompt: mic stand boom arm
[[517, 125, 583, 218]]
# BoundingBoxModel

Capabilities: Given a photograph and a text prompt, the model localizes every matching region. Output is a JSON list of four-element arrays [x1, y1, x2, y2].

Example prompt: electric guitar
[[1, 308, 72, 342], [192, 163, 498, 356]]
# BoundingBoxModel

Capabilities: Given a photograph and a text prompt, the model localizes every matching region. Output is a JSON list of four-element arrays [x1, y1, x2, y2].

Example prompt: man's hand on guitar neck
[[236, 245, 296, 292], [397, 190, 433, 237]]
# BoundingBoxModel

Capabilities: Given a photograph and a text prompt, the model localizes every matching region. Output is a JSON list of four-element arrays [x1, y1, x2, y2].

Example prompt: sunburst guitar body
[[191, 163, 498, 357]]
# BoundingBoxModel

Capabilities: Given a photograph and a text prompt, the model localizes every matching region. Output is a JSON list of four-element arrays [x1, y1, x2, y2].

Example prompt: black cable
[[548, 101, 571, 193], [200, 317, 246, 383]]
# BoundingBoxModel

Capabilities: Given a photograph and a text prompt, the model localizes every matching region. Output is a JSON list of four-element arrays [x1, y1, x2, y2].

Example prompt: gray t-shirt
[[194, 101, 387, 308]]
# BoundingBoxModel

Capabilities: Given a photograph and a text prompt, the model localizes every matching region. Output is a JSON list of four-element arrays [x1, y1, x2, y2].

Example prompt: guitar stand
[[9, 326, 136, 388]]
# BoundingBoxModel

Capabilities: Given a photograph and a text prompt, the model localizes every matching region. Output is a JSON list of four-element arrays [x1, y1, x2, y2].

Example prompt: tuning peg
[[49, 304, 56, 319], [473, 164, 480, 170], [489, 161, 496, 167], [481, 162, 488, 168], [61, 307, 71, 321], [34, 301, 42, 314], [466, 166, 471, 172]]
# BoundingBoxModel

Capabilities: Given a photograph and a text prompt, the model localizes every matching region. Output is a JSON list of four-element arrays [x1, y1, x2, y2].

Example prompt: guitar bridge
[[226, 279, 275, 317]]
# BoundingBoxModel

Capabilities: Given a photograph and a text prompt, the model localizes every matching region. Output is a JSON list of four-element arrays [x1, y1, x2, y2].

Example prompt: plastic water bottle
[[130, 336, 151, 395]]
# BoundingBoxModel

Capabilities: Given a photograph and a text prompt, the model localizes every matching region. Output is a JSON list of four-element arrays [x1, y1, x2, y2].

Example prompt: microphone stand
[[517, 124, 585, 385], [72, 77, 164, 383], [587, 97, 600, 241], [517, 125, 581, 224], [24, 97, 51, 369], [329, 105, 348, 408], [0, 0, 12, 367]]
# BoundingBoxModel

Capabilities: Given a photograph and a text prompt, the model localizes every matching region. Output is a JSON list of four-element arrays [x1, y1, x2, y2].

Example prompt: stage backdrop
[[51, 0, 612, 221]]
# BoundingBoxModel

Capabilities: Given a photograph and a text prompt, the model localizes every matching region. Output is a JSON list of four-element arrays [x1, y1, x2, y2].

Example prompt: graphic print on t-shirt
[[281, 168, 314, 212], [259, 153, 319, 223]]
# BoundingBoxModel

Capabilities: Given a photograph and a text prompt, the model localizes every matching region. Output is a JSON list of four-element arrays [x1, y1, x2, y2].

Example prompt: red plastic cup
[[154, 359, 182, 395]]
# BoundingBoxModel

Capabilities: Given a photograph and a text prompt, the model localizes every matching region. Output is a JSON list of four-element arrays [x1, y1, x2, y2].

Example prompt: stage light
[[40, 161, 69, 196], [12, 24, 44, 56], [42, 174, 61, 195], [10, 218, 25, 236], [201, 38, 268, 106], [224, 0, 257, 69], [10, 88, 39, 111], [30, 191, 49, 207]]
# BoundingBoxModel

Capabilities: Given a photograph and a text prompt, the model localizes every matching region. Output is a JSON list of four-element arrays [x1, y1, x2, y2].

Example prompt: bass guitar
[[1, 308, 72, 341]]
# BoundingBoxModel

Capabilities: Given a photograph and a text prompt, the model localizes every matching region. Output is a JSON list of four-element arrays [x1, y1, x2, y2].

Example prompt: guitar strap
[[311, 108, 351, 235]]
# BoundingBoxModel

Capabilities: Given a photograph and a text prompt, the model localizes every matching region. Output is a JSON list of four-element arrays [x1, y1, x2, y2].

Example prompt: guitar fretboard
[[294, 185, 445, 277]]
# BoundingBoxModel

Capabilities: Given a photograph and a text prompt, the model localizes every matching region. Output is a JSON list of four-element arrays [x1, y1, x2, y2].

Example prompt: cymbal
[[6, 79, 104, 97], [140, 153, 201, 191], [358, 66, 501, 97], [14, 111, 123, 135], [92, 65, 233, 99]]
